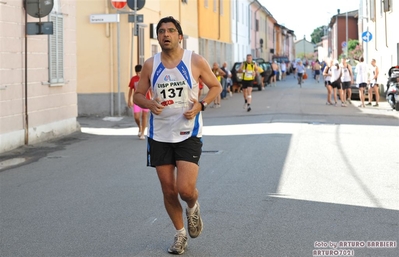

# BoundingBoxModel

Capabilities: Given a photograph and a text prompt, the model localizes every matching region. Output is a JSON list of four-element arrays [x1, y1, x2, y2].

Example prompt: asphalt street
[[1, 71, 398, 257]]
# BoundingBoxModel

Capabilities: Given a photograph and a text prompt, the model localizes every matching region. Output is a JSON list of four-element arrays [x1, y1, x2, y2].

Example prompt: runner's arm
[[133, 58, 164, 115]]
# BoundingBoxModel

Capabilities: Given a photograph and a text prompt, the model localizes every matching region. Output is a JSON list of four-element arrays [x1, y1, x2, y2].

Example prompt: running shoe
[[346, 99, 352, 104], [366, 102, 372, 106], [341, 103, 347, 107], [247, 106, 251, 112], [167, 234, 188, 255], [373, 103, 379, 107], [186, 202, 203, 238]]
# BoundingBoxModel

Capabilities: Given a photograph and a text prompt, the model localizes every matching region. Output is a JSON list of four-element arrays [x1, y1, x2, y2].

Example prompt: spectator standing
[[330, 60, 346, 107], [313, 60, 321, 83], [211, 62, 225, 108], [226, 70, 233, 97], [281, 62, 287, 81], [271, 61, 278, 86], [323, 59, 333, 105], [355, 57, 369, 108], [340, 58, 353, 104], [292, 60, 297, 78], [220, 62, 229, 99], [367, 59, 380, 107]]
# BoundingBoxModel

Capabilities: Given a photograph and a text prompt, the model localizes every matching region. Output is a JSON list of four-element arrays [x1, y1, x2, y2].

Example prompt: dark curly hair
[[156, 16, 183, 36]]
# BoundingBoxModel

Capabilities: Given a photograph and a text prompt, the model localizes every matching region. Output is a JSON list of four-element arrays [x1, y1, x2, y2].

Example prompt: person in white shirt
[[340, 58, 353, 104], [133, 16, 221, 255], [355, 57, 368, 108], [366, 59, 380, 107], [330, 60, 346, 107], [323, 59, 333, 105], [281, 62, 287, 80]]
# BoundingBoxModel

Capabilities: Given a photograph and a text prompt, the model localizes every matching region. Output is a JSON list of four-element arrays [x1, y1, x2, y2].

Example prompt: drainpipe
[[254, 4, 261, 58], [24, 3, 28, 144], [235, 1, 238, 43], [218, 0, 220, 40], [384, 10, 388, 48], [248, 0, 255, 46], [105, 0, 114, 116]]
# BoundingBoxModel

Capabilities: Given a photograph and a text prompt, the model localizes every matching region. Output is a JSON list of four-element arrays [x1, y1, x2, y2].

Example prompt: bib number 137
[[160, 87, 183, 99]]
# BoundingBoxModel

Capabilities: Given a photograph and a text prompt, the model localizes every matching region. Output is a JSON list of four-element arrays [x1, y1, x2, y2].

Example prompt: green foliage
[[347, 39, 359, 52], [346, 39, 363, 61], [311, 26, 326, 44]]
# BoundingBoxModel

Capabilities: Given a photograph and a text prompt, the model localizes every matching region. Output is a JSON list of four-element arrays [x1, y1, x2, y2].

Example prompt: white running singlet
[[149, 50, 202, 143]]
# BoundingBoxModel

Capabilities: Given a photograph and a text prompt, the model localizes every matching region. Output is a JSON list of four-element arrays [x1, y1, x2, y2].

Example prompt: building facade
[[359, 0, 398, 91], [0, 0, 78, 154]]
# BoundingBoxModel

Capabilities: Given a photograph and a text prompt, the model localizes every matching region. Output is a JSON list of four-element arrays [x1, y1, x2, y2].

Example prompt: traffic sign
[[90, 14, 120, 23], [362, 31, 373, 42], [127, 0, 146, 11], [341, 41, 347, 48], [128, 14, 144, 23], [111, 0, 127, 10], [24, 0, 54, 18]]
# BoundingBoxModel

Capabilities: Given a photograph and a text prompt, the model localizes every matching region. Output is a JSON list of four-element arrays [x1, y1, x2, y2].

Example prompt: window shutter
[[49, 13, 64, 84]]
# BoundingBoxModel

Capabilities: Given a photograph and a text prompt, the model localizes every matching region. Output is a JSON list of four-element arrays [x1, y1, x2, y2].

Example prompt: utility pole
[[337, 9, 340, 60], [303, 35, 305, 61]]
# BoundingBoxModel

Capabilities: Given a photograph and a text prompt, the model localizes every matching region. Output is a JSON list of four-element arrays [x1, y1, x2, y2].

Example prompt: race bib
[[155, 80, 189, 108], [245, 71, 253, 77]]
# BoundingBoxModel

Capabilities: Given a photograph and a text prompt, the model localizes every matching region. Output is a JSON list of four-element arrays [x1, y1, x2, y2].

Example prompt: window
[[181, 0, 188, 3], [48, 13, 64, 84], [383, 0, 392, 12], [255, 19, 259, 32], [204, 0, 208, 8], [213, 0, 216, 12], [220, 0, 223, 15], [138, 26, 145, 65], [370, 0, 376, 21], [151, 44, 158, 56]]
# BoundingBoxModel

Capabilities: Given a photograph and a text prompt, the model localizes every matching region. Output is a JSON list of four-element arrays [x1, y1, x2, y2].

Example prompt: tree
[[346, 39, 363, 62], [311, 26, 327, 44]]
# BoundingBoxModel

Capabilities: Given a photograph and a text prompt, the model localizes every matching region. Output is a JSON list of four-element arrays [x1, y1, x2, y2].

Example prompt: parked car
[[230, 59, 272, 91], [254, 58, 273, 86]]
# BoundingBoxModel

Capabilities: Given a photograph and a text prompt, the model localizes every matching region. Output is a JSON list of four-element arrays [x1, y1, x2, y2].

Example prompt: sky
[[259, 0, 360, 41]]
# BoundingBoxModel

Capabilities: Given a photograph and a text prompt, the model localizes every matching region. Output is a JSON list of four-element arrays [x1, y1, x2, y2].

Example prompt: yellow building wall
[[198, 0, 230, 43], [76, 1, 199, 115]]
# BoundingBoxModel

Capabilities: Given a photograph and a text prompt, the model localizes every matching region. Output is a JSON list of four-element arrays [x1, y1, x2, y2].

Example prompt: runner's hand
[[183, 98, 201, 120], [150, 97, 164, 115]]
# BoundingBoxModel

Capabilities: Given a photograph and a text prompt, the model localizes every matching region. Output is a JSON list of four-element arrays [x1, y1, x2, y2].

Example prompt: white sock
[[187, 202, 197, 215], [176, 227, 186, 236]]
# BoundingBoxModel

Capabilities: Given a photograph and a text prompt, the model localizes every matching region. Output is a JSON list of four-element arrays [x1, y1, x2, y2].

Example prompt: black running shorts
[[331, 80, 342, 89], [147, 137, 203, 167], [241, 80, 254, 89], [342, 81, 351, 90]]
